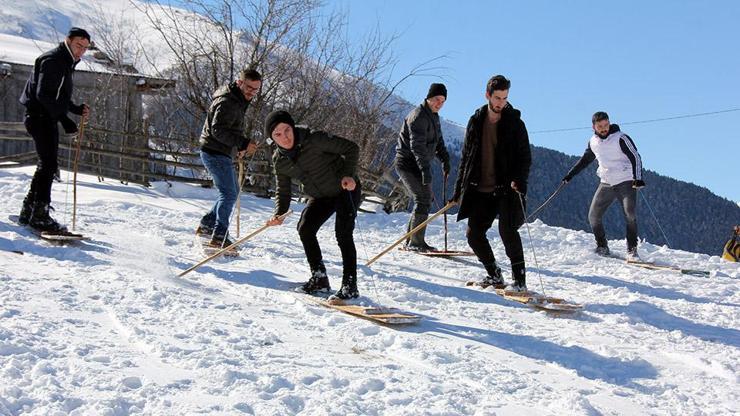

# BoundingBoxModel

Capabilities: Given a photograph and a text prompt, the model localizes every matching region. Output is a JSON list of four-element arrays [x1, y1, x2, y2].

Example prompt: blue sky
[[325, 0, 740, 202]]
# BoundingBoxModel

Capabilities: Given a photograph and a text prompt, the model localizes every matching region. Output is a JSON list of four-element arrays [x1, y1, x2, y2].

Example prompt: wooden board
[[609, 254, 710, 277], [494, 289, 583, 313], [398, 247, 476, 257], [305, 296, 421, 325], [9, 215, 86, 242]]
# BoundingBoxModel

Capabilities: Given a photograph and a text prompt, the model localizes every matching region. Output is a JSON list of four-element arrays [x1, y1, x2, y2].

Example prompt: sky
[[324, 0, 740, 202]]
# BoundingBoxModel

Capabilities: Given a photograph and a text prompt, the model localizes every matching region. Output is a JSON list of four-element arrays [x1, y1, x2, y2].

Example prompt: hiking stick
[[72, 115, 86, 231], [179, 210, 292, 277], [365, 201, 457, 266]]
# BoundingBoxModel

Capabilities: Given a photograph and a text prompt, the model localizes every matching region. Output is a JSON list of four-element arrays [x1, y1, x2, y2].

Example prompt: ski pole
[[516, 190, 547, 297], [443, 173, 448, 252], [525, 180, 568, 222], [72, 114, 86, 231], [366, 201, 457, 266], [179, 210, 292, 277], [639, 189, 672, 248]]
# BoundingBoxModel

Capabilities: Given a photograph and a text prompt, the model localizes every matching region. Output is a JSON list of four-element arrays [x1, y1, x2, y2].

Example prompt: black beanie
[[67, 27, 91, 41], [426, 83, 447, 100], [264, 110, 295, 142]]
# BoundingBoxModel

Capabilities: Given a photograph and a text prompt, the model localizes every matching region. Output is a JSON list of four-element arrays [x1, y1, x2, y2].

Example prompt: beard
[[487, 103, 502, 114]]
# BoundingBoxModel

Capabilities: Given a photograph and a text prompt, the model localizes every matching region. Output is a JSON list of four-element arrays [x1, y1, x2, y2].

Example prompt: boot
[[29, 202, 67, 233], [505, 264, 527, 293], [209, 233, 235, 248], [329, 274, 359, 301], [296, 263, 331, 294], [480, 262, 505, 288], [196, 224, 214, 237], [406, 213, 436, 252], [18, 196, 34, 225]]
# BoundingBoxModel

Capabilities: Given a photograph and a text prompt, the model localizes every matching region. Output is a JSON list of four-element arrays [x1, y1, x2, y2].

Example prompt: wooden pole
[[443, 173, 448, 252], [71, 115, 86, 231], [178, 210, 292, 278], [236, 158, 244, 237], [365, 201, 457, 266]]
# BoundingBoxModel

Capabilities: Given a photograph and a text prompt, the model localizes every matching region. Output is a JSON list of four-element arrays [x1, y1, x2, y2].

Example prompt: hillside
[[1, 166, 738, 415]]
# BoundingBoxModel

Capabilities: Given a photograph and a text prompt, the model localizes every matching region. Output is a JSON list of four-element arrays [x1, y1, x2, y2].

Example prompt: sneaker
[[196, 224, 214, 237], [296, 268, 331, 294], [594, 245, 610, 256], [29, 203, 67, 233], [626, 247, 641, 262], [18, 196, 33, 225]]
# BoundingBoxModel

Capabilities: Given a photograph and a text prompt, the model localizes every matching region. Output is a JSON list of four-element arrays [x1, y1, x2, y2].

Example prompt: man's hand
[[442, 159, 451, 177], [632, 180, 646, 189], [341, 176, 356, 191], [511, 181, 526, 194], [562, 174, 573, 184], [245, 141, 258, 156], [81, 104, 90, 118], [266, 215, 284, 226]]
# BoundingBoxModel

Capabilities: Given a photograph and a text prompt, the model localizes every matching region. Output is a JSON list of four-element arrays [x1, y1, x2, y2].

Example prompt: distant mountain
[[430, 122, 739, 256]]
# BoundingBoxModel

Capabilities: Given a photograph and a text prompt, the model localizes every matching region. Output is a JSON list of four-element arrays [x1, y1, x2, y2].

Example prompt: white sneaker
[[504, 283, 528, 293]]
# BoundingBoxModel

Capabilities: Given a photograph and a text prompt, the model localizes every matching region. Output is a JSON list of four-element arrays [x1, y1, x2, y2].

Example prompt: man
[[197, 68, 260, 248], [264, 110, 361, 301], [451, 75, 531, 292], [394, 83, 450, 252], [562, 111, 645, 261], [18, 27, 92, 232]]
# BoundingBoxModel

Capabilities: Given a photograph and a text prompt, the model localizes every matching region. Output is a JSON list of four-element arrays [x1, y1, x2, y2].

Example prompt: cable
[[530, 108, 740, 135]]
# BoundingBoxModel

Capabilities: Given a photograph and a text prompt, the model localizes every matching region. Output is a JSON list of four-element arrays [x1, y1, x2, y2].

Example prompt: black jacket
[[199, 82, 251, 157], [453, 103, 531, 220], [19, 42, 84, 123], [395, 102, 449, 182], [273, 127, 359, 215]]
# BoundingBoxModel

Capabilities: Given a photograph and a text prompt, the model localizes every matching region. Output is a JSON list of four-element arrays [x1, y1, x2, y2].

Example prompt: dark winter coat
[[273, 127, 360, 215], [199, 82, 251, 158], [19, 42, 84, 125], [453, 103, 531, 221], [395, 102, 449, 183]]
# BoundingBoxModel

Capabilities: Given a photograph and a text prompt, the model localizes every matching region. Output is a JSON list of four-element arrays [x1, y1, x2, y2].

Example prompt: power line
[[530, 107, 740, 134]]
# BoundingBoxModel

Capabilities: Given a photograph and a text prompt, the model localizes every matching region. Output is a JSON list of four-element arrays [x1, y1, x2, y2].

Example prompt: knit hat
[[67, 27, 91, 41], [264, 110, 295, 143], [426, 83, 447, 100]]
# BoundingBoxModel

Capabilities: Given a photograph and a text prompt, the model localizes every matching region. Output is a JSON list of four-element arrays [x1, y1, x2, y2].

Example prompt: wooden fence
[[0, 122, 410, 212]]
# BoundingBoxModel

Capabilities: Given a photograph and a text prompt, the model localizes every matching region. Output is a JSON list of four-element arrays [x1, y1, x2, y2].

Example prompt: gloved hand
[[442, 159, 451, 177], [632, 179, 646, 189], [60, 116, 78, 134]]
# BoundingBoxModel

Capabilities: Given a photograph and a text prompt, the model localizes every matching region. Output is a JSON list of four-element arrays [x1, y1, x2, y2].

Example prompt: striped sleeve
[[619, 134, 642, 180]]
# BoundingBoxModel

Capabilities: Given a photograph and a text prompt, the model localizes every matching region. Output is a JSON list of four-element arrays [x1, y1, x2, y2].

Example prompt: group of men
[[395, 76, 646, 292], [19, 27, 647, 301]]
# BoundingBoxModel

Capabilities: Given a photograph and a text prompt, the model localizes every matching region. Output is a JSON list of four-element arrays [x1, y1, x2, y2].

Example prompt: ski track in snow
[[0, 166, 738, 415]]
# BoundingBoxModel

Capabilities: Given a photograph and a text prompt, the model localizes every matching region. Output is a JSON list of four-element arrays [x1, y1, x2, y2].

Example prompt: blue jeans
[[200, 151, 238, 237]]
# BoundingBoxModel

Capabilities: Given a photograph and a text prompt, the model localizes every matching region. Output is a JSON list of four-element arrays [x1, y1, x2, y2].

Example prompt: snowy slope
[[0, 166, 738, 415]]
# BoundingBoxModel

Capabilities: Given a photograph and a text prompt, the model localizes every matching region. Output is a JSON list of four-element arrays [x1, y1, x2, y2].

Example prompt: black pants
[[297, 184, 361, 278], [588, 181, 638, 250], [25, 115, 59, 205], [396, 164, 431, 215], [466, 189, 525, 270]]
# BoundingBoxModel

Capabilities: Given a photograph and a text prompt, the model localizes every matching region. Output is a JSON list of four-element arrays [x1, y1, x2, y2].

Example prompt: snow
[[1, 166, 738, 414]]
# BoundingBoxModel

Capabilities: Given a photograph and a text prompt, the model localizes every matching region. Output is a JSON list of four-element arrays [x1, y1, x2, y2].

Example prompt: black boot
[[296, 263, 331, 294], [483, 262, 505, 288], [506, 264, 527, 292], [29, 202, 67, 233], [329, 274, 359, 301], [19, 196, 34, 225]]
